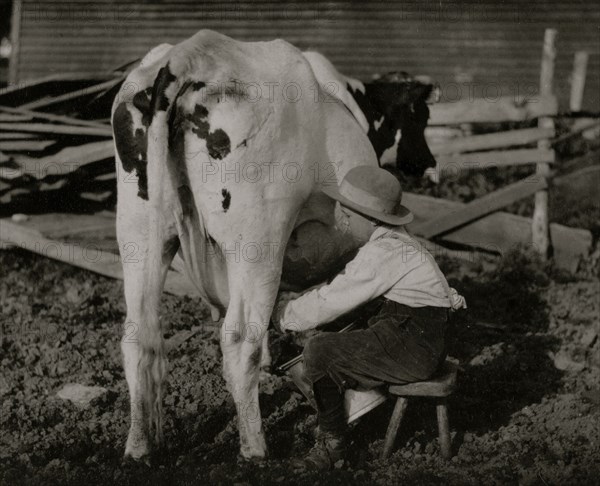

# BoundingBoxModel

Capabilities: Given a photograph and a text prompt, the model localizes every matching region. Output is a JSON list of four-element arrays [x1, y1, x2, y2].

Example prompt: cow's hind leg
[[220, 237, 291, 460], [119, 215, 178, 462]]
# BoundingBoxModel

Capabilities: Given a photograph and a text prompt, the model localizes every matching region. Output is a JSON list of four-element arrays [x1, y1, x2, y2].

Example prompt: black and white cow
[[112, 30, 382, 463], [303, 51, 438, 178]]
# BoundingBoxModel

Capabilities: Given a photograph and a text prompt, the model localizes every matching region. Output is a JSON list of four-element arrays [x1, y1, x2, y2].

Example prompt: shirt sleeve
[[278, 240, 402, 332]]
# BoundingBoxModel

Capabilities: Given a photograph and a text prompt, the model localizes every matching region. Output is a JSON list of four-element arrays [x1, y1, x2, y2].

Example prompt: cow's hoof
[[124, 433, 151, 465], [122, 453, 151, 468]]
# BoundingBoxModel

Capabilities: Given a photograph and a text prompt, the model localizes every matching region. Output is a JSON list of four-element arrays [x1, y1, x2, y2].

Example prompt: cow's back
[[112, 30, 379, 305]]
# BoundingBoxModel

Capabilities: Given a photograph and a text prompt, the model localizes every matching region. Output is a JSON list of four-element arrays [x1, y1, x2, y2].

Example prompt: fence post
[[8, 0, 23, 86], [532, 28, 556, 259], [570, 51, 594, 139], [569, 51, 588, 112]]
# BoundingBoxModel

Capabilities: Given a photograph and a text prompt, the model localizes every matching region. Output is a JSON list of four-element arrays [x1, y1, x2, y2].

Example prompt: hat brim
[[322, 184, 414, 226]]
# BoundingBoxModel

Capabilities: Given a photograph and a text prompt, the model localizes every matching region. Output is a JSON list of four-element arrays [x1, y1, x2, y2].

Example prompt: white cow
[[112, 30, 377, 462]]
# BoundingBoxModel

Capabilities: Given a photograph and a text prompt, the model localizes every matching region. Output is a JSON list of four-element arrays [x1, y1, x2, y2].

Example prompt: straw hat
[[321, 166, 413, 225]]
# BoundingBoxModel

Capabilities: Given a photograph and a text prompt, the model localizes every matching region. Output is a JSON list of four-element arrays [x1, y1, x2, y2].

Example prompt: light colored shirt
[[278, 225, 466, 332]]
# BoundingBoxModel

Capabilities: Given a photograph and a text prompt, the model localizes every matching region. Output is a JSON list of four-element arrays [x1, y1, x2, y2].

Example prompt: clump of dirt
[[1, 248, 599, 485]]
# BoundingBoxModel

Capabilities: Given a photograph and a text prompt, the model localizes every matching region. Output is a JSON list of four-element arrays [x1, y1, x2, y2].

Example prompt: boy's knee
[[303, 333, 336, 375]]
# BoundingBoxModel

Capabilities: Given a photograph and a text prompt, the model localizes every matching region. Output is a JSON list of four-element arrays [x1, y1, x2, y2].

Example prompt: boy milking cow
[[273, 166, 466, 471]]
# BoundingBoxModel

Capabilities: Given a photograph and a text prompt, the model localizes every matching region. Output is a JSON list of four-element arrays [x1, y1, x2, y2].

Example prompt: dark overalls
[[303, 298, 452, 434]]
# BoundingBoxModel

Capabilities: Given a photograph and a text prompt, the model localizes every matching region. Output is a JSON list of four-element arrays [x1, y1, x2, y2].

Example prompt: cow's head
[[360, 72, 438, 178]]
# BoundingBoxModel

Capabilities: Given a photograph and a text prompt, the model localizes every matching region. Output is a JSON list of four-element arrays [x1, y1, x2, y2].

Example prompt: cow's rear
[[111, 30, 376, 461]]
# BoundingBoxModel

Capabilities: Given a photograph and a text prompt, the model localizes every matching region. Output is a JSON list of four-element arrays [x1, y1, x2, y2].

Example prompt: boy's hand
[[272, 291, 301, 332]]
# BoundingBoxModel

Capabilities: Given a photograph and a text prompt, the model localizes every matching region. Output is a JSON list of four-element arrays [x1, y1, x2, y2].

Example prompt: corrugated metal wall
[[13, 0, 600, 110]]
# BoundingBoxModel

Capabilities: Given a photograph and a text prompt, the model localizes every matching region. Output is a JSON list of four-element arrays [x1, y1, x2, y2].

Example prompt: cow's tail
[[136, 61, 191, 447], [137, 313, 166, 447]]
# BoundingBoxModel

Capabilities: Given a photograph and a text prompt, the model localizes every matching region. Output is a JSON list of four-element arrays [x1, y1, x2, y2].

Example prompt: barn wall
[[13, 0, 600, 110]]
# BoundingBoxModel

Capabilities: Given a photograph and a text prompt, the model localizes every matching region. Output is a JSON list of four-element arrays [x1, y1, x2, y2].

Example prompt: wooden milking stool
[[381, 360, 458, 460]]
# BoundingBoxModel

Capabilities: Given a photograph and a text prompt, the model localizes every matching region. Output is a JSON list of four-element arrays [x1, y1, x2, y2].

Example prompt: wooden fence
[[407, 28, 593, 271]]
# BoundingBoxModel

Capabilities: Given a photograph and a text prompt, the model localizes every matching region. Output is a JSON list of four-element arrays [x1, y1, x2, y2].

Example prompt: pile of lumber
[[0, 71, 126, 211]]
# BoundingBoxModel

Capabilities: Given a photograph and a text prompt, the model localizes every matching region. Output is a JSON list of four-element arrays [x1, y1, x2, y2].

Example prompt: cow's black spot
[[230, 331, 242, 344], [168, 101, 232, 171], [112, 101, 150, 200], [208, 129, 231, 160], [221, 188, 231, 212], [249, 347, 262, 368], [191, 81, 206, 91], [188, 104, 210, 138], [150, 63, 177, 115], [132, 87, 153, 126], [187, 104, 231, 160]]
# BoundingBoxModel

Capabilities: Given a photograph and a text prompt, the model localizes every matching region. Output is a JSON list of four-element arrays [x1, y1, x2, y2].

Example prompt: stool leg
[[381, 397, 408, 459], [436, 398, 452, 459]]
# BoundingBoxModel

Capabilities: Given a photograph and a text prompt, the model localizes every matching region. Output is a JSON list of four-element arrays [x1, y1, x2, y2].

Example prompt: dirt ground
[[1, 245, 599, 486]]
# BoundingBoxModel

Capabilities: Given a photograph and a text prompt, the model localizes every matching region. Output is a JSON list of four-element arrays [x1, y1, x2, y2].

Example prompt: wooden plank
[[425, 127, 464, 145], [0, 219, 197, 299], [0, 213, 116, 250], [0, 72, 123, 100], [11, 140, 114, 179], [19, 213, 117, 240], [411, 176, 547, 239], [0, 122, 112, 137], [80, 191, 113, 202], [413, 236, 484, 263], [404, 192, 592, 272], [429, 127, 555, 155], [0, 133, 39, 140], [0, 140, 54, 151], [39, 180, 69, 191], [20, 78, 124, 111], [429, 95, 558, 125], [0, 113, 32, 122], [94, 172, 116, 181], [0, 105, 111, 129], [436, 148, 555, 171]]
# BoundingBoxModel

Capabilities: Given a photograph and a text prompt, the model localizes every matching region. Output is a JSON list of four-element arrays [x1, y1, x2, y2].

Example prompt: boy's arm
[[274, 243, 398, 332]]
